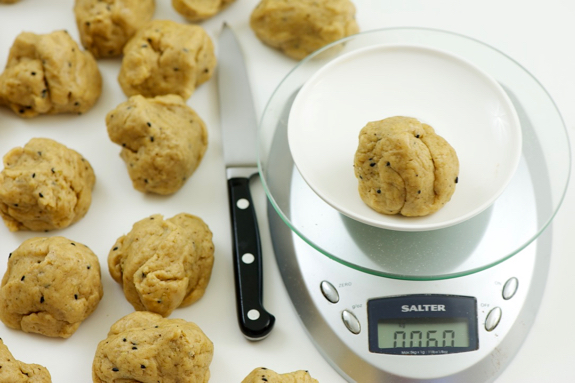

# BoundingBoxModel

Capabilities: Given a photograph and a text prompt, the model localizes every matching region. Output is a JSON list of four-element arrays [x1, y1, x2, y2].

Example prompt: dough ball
[[118, 19, 216, 100], [108, 213, 214, 317], [242, 367, 319, 383], [92, 311, 213, 383], [0, 30, 102, 118], [74, 0, 155, 58], [250, 0, 359, 60], [0, 339, 51, 382], [0, 236, 103, 338], [0, 138, 96, 232], [172, 0, 235, 22], [354, 116, 459, 217], [106, 94, 207, 195]]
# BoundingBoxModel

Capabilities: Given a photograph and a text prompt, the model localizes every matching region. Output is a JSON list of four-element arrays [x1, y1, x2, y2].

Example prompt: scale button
[[320, 281, 339, 303], [502, 277, 519, 300], [485, 307, 502, 332], [342, 310, 361, 334]]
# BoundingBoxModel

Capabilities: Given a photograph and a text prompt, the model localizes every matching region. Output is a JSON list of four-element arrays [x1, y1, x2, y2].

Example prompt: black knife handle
[[227, 176, 275, 340]]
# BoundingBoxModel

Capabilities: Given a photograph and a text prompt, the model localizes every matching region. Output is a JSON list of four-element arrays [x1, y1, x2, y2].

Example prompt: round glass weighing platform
[[257, 27, 571, 281]]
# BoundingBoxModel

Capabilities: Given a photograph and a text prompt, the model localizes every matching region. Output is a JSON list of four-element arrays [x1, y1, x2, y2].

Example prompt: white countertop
[[0, 0, 574, 382]]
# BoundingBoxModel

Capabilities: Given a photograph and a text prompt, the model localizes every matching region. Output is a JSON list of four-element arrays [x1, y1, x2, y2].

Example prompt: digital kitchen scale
[[257, 28, 571, 382]]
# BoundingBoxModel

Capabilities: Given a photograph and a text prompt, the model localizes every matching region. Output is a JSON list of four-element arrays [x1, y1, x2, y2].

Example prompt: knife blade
[[217, 23, 275, 341]]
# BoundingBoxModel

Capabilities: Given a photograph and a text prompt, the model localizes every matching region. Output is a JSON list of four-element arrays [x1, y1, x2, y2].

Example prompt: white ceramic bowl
[[288, 43, 522, 231]]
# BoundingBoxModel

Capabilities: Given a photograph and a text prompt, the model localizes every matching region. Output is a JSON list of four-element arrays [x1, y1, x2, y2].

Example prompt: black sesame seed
[[150, 136, 154, 142], [112, 367, 119, 372], [113, 247, 118, 251], [13, 204, 18, 207], [455, 177, 459, 183], [141, 44, 148, 48], [21, 276, 25, 281], [144, 179, 148, 183], [32, 173, 36, 178], [51, 168, 55, 173], [31, 72, 36, 76], [74, 294, 78, 299], [123, 338, 127, 342], [87, 265, 91, 270], [416, 134, 420, 138], [39, 193, 44, 198], [19, 109, 24, 114], [132, 346, 137, 350], [40, 296, 44, 303], [204, 68, 209, 73], [370, 163, 376, 167], [147, 122, 151, 127], [376, 189, 381, 194], [8, 253, 11, 258], [417, 190, 421, 194], [386, 162, 390, 166], [71, 243, 76, 246]]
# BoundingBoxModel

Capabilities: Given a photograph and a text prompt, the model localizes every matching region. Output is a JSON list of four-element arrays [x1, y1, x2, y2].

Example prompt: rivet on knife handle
[[228, 176, 275, 340]]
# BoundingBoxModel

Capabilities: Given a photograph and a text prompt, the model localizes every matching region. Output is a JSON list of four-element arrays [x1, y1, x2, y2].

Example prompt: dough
[[74, 0, 155, 58], [354, 116, 459, 217], [242, 367, 319, 383], [108, 213, 214, 317], [0, 138, 96, 232], [92, 311, 213, 383], [250, 0, 359, 60], [118, 19, 216, 100], [106, 94, 207, 195], [172, 0, 235, 21], [0, 339, 51, 382], [0, 236, 103, 338], [0, 30, 102, 118]]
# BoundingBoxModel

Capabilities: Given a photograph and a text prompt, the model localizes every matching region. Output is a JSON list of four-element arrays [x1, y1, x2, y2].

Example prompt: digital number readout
[[378, 317, 469, 349]]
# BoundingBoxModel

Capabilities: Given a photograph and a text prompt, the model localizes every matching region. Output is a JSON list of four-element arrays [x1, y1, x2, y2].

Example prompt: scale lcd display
[[377, 317, 470, 349], [368, 295, 478, 355]]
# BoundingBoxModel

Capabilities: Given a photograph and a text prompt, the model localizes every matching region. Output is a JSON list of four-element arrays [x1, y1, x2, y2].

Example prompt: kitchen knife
[[217, 23, 275, 341]]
